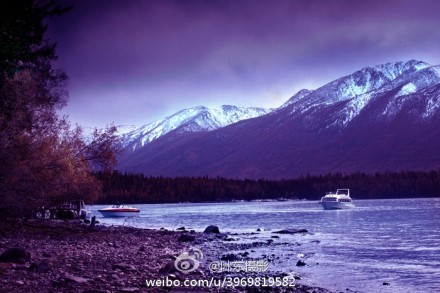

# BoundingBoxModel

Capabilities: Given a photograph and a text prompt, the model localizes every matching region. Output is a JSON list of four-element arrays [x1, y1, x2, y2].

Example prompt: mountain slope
[[120, 105, 272, 151], [118, 60, 440, 179]]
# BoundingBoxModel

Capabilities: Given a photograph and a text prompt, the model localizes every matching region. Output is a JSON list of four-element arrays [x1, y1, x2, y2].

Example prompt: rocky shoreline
[[0, 220, 332, 292]]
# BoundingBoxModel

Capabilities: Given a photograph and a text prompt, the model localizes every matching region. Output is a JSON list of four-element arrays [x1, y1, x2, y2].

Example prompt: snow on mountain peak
[[121, 105, 271, 150], [368, 60, 430, 80], [329, 60, 430, 101], [379, 65, 440, 119], [280, 89, 313, 108], [284, 60, 437, 126], [396, 82, 418, 97], [119, 60, 440, 152]]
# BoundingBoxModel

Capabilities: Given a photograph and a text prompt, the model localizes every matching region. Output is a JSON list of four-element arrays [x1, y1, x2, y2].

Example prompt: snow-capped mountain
[[282, 60, 440, 126], [120, 105, 272, 151], [280, 89, 314, 108], [118, 60, 440, 179]]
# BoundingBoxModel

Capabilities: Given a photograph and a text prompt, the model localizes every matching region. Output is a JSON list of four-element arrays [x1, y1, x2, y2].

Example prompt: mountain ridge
[[117, 60, 440, 179], [120, 105, 272, 151]]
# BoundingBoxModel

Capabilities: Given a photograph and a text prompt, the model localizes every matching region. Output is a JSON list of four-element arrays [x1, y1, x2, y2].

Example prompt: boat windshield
[[336, 189, 350, 196]]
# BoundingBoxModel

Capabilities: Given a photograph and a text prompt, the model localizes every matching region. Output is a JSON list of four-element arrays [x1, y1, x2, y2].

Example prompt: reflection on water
[[91, 198, 440, 292]]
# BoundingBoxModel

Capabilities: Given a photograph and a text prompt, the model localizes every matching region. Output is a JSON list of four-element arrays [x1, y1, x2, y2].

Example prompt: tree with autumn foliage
[[0, 0, 121, 218]]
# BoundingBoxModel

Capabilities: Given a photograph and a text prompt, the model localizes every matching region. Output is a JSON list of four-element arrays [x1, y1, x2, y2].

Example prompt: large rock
[[29, 262, 51, 273], [0, 248, 31, 263], [203, 225, 220, 234], [178, 235, 195, 242], [159, 261, 177, 274], [221, 253, 241, 262], [272, 229, 308, 234]]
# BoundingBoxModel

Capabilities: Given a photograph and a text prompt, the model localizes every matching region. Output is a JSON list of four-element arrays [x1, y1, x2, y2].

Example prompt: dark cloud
[[48, 0, 440, 127]]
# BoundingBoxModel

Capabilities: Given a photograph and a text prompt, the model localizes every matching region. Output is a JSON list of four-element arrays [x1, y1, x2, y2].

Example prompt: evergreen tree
[[0, 1, 120, 218]]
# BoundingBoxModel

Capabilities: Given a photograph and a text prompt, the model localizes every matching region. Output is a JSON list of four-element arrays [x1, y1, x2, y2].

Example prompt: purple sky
[[48, 0, 440, 128]]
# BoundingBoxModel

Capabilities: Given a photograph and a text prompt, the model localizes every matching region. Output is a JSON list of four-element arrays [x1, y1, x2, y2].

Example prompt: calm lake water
[[91, 198, 440, 292]]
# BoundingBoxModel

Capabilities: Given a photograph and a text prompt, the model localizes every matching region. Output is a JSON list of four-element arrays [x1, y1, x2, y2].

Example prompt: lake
[[91, 198, 440, 292]]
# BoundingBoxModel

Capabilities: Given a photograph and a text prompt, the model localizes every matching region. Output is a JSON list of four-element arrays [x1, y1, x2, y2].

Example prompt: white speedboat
[[319, 189, 354, 210], [98, 204, 140, 217]]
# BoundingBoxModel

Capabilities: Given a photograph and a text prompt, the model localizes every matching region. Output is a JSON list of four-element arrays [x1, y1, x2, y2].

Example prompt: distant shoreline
[[94, 170, 440, 204], [93, 196, 440, 206]]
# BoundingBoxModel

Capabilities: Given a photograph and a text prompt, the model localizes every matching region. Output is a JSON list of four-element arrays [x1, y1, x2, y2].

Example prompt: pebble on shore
[[0, 220, 330, 293]]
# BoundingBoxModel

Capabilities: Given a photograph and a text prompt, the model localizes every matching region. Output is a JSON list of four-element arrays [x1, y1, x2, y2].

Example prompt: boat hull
[[98, 210, 140, 217], [320, 201, 354, 210]]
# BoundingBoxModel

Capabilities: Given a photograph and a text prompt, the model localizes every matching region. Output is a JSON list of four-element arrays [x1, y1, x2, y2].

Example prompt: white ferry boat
[[319, 189, 354, 210]]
